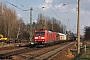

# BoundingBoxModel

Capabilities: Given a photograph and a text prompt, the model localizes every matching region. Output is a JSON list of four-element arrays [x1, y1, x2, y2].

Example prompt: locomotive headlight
[[35, 37, 38, 39], [42, 40, 44, 41], [41, 37, 45, 39]]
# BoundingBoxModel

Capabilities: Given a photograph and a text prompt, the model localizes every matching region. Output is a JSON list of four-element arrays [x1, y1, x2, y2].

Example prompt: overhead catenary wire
[[15, 0, 30, 15], [15, 0, 38, 22], [52, 3, 68, 13], [15, 0, 36, 19], [44, 0, 61, 20], [4, 0, 22, 11], [3, 0, 29, 16], [15, 0, 24, 7], [3, 0, 38, 23], [3, 0, 37, 21], [51, 2, 69, 21]]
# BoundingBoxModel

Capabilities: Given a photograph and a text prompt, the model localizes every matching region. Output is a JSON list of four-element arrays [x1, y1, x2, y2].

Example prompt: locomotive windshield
[[35, 32, 45, 36]]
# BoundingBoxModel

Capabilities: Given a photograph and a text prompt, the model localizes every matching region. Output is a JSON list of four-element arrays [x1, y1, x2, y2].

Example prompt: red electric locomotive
[[34, 29, 57, 45]]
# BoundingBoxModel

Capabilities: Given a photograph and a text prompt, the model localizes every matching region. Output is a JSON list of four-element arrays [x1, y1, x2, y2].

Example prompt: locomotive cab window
[[35, 32, 45, 36]]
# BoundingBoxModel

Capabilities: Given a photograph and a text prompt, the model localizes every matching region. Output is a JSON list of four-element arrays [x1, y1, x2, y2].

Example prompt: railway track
[[0, 42, 31, 52], [0, 47, 39, 59], [26, 42, 74, 60], [0, 42, 75, 60], [11, 42, 75, 60]]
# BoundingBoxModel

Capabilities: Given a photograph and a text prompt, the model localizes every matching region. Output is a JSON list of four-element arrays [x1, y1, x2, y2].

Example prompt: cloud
[[55, 4, 66, 9], [86, 11, 90, 15], [82, 0, 90, 3], [17, 14, 22, 18], [53, 0, 77, 5], [81, 10, 85, 14], [39, 4, 49, 11], [37, 0, 77, 13], [81, 0, 90, 12], [35, 0, 90, 19], [82, 24, 90, 29], [34, 0, 53, 11], [39, 1, 53, 11], [17, 14, 22, 19], [82, 25, 85, 29], [71, 8, 77, 13], [45, 0, 53, 3], [81, 10, 90, 15]]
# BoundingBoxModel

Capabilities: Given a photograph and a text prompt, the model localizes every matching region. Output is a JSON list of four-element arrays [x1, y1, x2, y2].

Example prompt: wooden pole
[[77, 0, 80, 54]]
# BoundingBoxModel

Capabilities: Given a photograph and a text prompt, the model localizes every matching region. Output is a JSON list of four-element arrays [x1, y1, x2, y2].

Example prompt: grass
[[79, 54, 90, 60], [86, 44, 90, 49], [69, 44, 90, 60]]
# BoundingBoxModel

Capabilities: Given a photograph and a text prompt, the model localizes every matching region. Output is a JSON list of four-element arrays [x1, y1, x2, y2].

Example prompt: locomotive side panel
[[34, 30, 56, 45], [45, 31, 55, 44]]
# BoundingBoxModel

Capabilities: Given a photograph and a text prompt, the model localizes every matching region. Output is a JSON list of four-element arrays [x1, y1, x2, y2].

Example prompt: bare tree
[[37, 13, 46, 30], [16, 18, 25, 38], [0, 2, 25, 39]]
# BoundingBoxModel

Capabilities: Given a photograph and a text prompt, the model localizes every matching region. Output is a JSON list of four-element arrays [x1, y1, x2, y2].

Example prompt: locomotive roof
[[58, 33, 66, 36], [35, 29, 55, 32]]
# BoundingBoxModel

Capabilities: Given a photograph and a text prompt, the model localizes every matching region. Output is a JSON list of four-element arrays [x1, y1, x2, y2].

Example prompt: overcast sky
[[1, 0, 90, 35]]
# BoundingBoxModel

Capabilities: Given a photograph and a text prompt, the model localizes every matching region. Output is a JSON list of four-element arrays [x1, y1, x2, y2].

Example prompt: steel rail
[[26, 42, 74, 60]]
